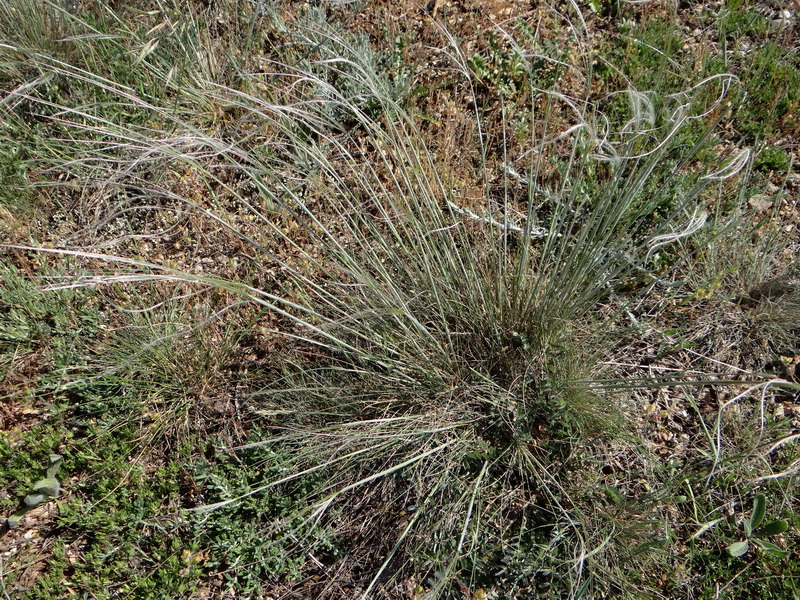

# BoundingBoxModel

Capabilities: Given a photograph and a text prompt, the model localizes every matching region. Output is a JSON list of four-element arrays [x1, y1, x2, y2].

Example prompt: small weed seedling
[[727, 493, 790, 559], [4, 454, 62, 532]]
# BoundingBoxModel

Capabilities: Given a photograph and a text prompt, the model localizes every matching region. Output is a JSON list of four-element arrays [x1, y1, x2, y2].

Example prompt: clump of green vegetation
[[719, 0, 772, 40], [0, 142, 35, 215], [738, 42, 800, 141], [190, 439, 340, 595], [4, 454, 63, 530], [756, 146, 792, 173], [0, 412, 193, 598]]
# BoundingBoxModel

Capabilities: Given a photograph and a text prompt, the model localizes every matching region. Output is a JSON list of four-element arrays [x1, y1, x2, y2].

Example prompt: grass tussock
[[1, 1, 799, 599]]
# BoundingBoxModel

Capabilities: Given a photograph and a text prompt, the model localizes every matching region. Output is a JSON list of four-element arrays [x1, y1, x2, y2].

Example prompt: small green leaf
[[6, 512, 23, 529], [750, 493, 766, 530], [45, 454, 63, 480], [727, 540, 749, 557], [23, 493, 47, 507], [691, 517, 725, 540], [756, 520, 789, 537], [753, 538, 790, 558], [602, 485, 624, 506]]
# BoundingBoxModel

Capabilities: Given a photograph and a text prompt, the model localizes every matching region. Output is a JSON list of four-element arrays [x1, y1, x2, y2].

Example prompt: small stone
[[748, 195, 773, 212]]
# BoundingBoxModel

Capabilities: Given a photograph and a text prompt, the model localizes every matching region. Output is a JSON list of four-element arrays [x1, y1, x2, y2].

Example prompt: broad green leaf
[[45, 454, 63, 479], [31, 476, 60, 498], [750, 493, 766, 530], [4, 455, 64, 530], [727, 540, 749, 557], [756, 520, 789, 537], [753, 538, 790, 558], [6, 512, 23, 529], [23, 493, 47, 507]]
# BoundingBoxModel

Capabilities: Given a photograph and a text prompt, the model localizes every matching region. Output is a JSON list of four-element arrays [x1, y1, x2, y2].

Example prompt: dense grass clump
[[1, 2, 799, 599]]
